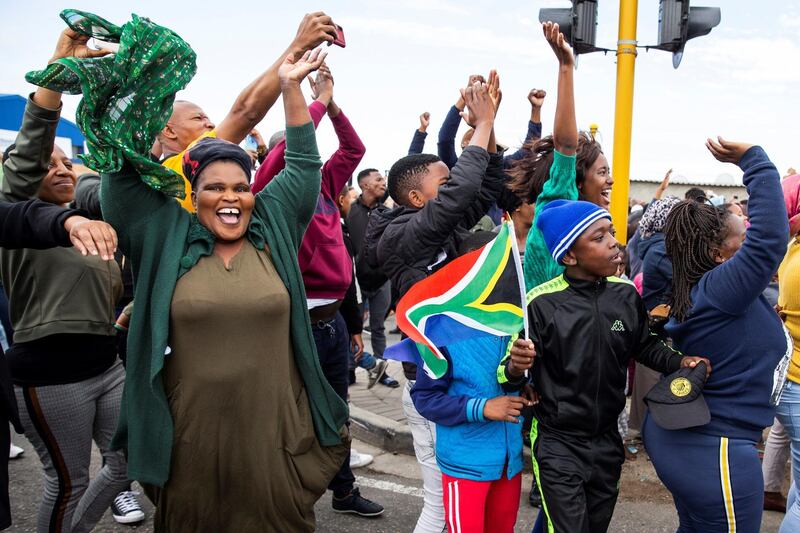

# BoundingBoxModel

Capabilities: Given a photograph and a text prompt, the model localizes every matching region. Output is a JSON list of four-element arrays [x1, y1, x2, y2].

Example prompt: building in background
[[0, 93, 85, 159], [630, 173, 746, 203]]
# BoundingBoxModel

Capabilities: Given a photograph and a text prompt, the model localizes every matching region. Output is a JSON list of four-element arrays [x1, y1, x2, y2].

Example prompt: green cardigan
[[101, 122, 348, 486]]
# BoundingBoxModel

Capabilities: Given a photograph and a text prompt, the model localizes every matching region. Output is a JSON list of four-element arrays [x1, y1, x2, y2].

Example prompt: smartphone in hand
[[331, 25, 346, 48]]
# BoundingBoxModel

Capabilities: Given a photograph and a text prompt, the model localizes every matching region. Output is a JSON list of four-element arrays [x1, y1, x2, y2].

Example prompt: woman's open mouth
[[217, 207, 241, 225], [600, 188, 612, 205]]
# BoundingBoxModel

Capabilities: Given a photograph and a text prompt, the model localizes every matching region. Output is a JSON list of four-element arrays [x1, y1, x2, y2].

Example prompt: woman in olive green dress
[[101, 49, 349, 533]]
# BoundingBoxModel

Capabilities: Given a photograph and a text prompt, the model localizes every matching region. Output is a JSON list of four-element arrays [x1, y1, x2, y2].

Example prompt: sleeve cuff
[[284, 122, 320, 157], [26, 93, 61, 122], [738, 146, 766, 172], [466, 398, 487, 423], [553, 149, 576, 162]]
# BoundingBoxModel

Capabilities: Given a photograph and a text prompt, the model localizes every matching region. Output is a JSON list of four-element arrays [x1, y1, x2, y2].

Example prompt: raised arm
[[257, 49, 327, 248], [317, 65, 366, 196], [408, 112, 429, 155], [405, 82, 494, 245], [214, 12, 337, 143], [437, 75, 482, 168], [544, 22, 577, 156], [504, 89, 546, 166], [702, 141, 788, 313]]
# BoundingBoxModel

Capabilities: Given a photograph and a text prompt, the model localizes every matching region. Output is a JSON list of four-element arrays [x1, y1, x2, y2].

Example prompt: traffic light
[[538, 0, 600, 55], [656, 0, 721, 68]]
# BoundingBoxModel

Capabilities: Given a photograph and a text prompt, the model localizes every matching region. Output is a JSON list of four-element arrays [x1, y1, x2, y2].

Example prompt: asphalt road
[[7, 436, 785, 532]]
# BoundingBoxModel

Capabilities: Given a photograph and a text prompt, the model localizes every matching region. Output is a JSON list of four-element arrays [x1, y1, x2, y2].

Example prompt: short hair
[[267, 130, 285, 151], [387, 154, 441, 207], [357, 168, 379, 186], [684, 187, 707, 202], [496, 185, 523, 214]]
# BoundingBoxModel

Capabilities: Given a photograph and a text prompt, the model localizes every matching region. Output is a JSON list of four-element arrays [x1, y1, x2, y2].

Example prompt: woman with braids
[[643, 138, 790, 533]]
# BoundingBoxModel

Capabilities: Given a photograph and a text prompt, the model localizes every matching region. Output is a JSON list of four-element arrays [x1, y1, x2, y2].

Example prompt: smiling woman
[[99, 48, 350, 532]]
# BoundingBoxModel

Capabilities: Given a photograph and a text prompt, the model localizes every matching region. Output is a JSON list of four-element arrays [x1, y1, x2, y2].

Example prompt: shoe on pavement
[[379, 374, 400, 388], [529, 479, 542, 508], [332, 488, 384, 517], [111, 491, 145, 524], [9, 443, 24, 460], [349, 449, 374, 469], [367, 360, 388, 389], [764, 491, 787, 513]]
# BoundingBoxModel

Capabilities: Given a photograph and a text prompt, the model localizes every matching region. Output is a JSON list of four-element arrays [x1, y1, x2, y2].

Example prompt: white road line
[[358, 476, 425, 498]]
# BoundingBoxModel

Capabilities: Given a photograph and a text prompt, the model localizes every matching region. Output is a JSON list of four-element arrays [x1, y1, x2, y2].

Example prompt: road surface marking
[[358, 476, 425, 498]]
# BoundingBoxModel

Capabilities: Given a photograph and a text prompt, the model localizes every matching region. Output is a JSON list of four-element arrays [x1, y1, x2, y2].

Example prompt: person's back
[[638, 232, 672, 312]]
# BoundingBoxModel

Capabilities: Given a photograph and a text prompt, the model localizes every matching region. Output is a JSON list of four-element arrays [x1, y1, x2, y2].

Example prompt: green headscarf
[[26, 9, 197, 198]]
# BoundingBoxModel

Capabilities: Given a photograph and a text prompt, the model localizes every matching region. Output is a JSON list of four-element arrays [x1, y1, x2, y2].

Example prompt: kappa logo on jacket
[[610, 320, 626, 332]]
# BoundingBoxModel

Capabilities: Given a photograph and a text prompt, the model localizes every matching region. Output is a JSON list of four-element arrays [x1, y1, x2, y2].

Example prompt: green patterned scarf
[[26, 9, 197, 198]]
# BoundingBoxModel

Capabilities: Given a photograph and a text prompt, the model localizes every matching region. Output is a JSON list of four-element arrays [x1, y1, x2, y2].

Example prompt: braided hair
[[663, 200, 732, 321]]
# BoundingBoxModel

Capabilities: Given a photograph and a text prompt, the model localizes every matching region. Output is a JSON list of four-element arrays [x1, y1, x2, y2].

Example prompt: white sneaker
[[9, 443, 24, 460], [349, 449, 374, 469], [111, 491, 145, 524]]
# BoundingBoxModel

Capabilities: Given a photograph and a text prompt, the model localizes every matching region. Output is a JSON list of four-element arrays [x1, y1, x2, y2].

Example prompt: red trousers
[[441, 471, 522, 533]]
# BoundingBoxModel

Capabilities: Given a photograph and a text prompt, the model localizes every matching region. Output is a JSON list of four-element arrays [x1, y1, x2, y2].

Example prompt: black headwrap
[[182, 137, 253, 189]]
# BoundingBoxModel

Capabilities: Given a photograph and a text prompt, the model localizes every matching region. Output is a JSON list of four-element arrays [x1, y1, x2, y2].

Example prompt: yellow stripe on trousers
[[530, 418, 555, 533], [719, 437, 736, 533]]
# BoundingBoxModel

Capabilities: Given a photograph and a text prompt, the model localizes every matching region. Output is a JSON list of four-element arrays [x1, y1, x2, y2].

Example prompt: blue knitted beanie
[[536, 200, 612, 264]]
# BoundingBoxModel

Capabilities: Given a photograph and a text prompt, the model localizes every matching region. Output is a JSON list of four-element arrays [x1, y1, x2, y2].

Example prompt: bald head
[[160, 100, 215, 153]]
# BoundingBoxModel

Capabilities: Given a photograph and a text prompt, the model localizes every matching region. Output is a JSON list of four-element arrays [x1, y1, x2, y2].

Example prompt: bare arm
[[543, 22, 577, 156], [215, 12, 337, 143]]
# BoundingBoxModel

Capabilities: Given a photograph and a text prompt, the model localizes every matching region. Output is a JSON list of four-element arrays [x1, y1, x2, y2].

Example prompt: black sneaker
[[111, 490, 145, 524], [379, 375, 400, 388], [529, 481, 542, 508], [332, 488, 385, 517]]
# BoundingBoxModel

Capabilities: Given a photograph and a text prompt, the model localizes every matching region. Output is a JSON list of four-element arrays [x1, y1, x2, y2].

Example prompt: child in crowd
[[363, 77, 506, 532], [502, 199, 709, 533], [410, 232, 536, 533]]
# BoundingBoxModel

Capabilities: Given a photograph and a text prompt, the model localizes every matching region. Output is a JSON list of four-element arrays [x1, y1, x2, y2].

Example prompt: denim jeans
[[776, 380, 800, 532], [349, 349, 377, 372], [361, 281, 391, 357], [312, 313, 356, 497], [763, 417, 791, 492], [402, 381, 446, 533]]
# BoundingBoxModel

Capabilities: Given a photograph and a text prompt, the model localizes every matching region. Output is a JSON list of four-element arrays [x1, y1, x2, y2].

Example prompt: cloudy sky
[[2, 1, 798, 190]]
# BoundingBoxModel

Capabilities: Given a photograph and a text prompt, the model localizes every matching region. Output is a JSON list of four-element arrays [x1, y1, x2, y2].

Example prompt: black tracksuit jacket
[[508, 272, 684, 438]]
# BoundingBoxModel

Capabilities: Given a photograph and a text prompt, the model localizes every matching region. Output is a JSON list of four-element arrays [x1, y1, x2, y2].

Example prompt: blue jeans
[[312, 313, 355, 497], [349, 349, 377, 372], [776, 380, 800, 533]]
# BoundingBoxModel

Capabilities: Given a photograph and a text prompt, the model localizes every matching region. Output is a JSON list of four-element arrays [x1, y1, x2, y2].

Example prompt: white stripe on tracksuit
[[447, 480, 462, 533]]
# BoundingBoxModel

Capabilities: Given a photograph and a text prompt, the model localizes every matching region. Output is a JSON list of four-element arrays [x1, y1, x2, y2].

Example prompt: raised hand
[[528, 88, 547, 108], [487, 69, 502, 115], [543, 21, 575, 67], [49, 28, 113, 64], [64, 216, 118, 261], [291, 12, 338, 55], [315, 63, 334, 100], [279, 48, 327, 87], [706, 137, 754, 164], [419, 112, 430, 132], [459, 81, 493, 128]]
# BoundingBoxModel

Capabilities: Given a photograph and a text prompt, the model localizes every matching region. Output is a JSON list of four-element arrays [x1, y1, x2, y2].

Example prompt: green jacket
[[101, 121, 348, 486], [523, 151, 577, 290], [0, 95, 121, 342]]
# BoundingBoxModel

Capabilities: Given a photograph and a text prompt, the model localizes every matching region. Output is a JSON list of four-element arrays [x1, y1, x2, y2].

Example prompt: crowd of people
[[0, 8, 798, 533]]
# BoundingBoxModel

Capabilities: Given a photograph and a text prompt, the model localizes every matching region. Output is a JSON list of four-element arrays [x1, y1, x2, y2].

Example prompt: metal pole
[[610, 0, 639, 244]]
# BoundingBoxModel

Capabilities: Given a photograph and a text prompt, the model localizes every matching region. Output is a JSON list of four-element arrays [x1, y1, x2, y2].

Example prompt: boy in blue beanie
[[500, 199, 710, 532]]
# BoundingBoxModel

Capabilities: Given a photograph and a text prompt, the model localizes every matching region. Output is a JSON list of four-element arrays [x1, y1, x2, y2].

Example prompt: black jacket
[[513, 273, 683, 438], [347, 196, 389, 292], [339, 219, 362, 336], [0, 199, 75, 250], [364, 146, 507, 378], [366, 147, 506, 299]]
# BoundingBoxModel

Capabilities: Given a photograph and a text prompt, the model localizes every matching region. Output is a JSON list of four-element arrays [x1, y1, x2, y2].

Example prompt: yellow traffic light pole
[[610, 0, 639, 244]]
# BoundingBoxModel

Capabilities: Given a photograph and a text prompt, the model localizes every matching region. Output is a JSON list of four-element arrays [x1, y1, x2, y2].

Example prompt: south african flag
[[385, 219, 528, 378]]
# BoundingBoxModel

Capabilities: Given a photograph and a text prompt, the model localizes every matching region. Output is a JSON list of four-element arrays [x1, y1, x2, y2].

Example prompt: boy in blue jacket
[[411, 232, 537, 533], [501, 200, 709, 533]]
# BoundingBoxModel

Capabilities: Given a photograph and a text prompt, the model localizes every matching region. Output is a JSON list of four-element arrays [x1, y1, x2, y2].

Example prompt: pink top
[[252, 101, 366, 299]]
